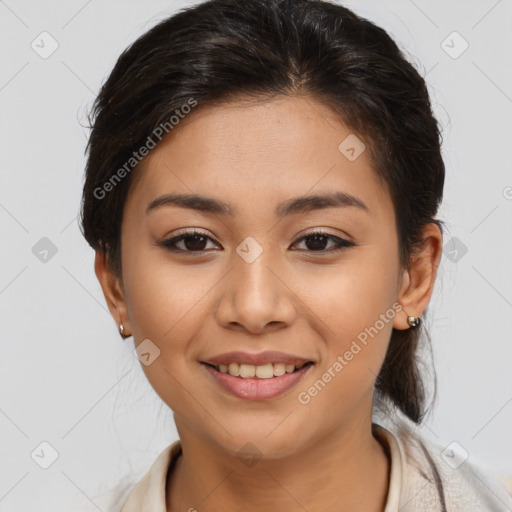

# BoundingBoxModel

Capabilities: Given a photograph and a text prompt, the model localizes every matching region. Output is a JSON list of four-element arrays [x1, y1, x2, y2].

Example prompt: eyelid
[[154, 227, 356, 254], [295, 227, 354, 244], [168, 227, 216, 241], [154, 228, 220, 253], [291, 229, 355, 252]]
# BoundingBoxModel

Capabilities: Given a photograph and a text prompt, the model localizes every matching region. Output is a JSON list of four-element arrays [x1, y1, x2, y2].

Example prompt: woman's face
[[113, 95, 412, 458]]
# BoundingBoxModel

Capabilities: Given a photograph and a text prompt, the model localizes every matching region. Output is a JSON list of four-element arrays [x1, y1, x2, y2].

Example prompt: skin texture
[[95, 95, 443, 511]]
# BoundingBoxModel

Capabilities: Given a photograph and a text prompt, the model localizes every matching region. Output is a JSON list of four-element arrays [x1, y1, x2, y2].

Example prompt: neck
[[167, 416, 390, 512]]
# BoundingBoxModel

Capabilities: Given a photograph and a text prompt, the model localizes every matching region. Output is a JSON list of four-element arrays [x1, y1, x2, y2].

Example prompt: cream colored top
[[120, 420, 512, 511]]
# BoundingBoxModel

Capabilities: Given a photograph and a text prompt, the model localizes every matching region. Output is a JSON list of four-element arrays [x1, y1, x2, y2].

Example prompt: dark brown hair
[[80, 0, 445, 424]]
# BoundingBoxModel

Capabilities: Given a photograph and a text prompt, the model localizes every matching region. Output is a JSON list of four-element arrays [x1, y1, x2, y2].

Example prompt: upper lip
[[202, 351, 314, 367]]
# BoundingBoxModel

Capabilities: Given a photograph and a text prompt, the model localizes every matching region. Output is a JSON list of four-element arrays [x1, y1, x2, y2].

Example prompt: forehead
[[125, 95, 393, 221]]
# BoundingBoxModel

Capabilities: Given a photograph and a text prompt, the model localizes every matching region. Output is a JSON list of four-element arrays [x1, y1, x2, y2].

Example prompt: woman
[[80, 0, 512, 510]]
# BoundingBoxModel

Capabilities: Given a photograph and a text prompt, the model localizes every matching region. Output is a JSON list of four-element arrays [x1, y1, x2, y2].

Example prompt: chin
[[208, 424, 309, 462]]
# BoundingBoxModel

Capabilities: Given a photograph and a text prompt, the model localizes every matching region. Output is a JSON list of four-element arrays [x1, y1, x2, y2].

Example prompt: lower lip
[[201, 363, 313, 400]]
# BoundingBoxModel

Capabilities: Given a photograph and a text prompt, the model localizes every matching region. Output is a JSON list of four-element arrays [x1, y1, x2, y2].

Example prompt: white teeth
[[273, 363, 286, 376], [228, 362, 240, 377], [214, 362, 309, 378], [285, 364, 295, 374], [239, 364, 256, 378], [255, 364, 274, 379]]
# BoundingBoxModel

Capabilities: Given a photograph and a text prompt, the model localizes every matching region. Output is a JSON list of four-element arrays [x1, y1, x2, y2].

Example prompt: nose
[[214, 247, 297, 334]]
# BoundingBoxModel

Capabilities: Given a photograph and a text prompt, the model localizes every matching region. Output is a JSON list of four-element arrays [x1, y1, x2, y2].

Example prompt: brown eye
[[180, 234, 209, 251], [155, 229, 355, 255], [156, 230, 220, 253], [292, 231, 355, 252]]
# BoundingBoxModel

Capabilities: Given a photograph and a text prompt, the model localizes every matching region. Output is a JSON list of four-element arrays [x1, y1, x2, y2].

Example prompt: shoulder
[[120, 440, 182, 512], [374, 415, 512, 512]]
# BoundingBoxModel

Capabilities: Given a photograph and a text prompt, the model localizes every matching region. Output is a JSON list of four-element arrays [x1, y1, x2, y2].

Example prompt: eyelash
[[155, 229, 356, 255]]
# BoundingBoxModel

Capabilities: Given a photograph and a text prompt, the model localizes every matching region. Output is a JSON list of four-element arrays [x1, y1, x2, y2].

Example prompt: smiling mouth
[[202, 361, 314, 379]]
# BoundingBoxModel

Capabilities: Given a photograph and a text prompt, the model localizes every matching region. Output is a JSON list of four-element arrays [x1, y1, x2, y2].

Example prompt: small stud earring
[[119, 322, 128, 339], [407, 315, 421, 328]]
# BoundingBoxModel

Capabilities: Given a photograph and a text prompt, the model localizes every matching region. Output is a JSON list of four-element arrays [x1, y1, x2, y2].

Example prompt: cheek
[[120, 248, 213, 410], [306, 252, 398, 336], [296, 274, 396, 416], [122, 243, 213, 340], [302, 250, 398, 390]]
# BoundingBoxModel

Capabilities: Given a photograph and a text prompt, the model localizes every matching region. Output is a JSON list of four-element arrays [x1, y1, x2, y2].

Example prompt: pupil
[[306, 235, 327, 251], [185, 235, 207, 251]]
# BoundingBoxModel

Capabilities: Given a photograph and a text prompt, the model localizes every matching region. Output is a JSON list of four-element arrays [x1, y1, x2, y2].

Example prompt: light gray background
[[1, 0, 511, 510]]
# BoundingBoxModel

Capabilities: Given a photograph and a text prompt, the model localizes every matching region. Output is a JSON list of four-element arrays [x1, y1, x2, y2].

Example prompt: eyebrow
[[146, 191, 370, 217]]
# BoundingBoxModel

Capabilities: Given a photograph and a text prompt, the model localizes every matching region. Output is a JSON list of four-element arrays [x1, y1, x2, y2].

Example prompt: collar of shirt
[[119, 420, 512, 511], [120, 423, 402, 512]]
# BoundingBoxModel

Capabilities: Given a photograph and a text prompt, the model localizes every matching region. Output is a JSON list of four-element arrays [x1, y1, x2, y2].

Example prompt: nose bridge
[[234, 238, 281, 310], [216, 236, 296, 332]]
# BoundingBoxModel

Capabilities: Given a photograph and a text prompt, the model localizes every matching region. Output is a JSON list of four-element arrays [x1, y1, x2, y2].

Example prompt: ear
[[393, 223, 443, 330], [94, 249, 131, 336]]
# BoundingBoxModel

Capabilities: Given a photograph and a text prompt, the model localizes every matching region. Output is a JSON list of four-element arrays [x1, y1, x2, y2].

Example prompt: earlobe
[[394, 270, 413, 331], [94, 250, 131, 337]]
